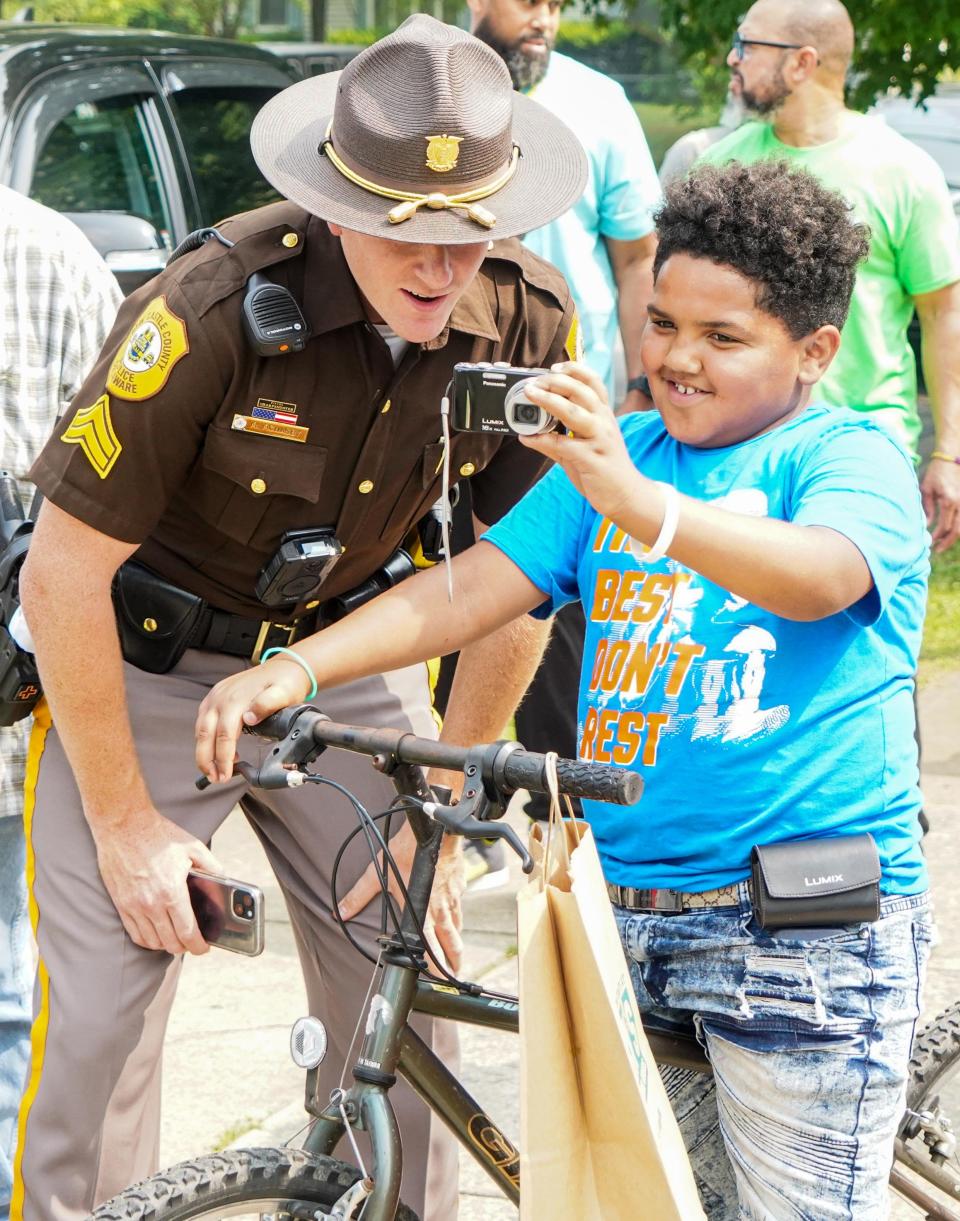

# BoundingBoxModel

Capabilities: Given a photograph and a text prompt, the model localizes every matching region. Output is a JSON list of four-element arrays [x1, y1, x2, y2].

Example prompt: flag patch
[[253, 397, 299, 424]]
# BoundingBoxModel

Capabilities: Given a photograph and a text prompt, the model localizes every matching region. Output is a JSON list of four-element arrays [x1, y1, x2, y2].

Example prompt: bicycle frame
[[241, 713, 958, 1221], [294, 752, 711, 1221]]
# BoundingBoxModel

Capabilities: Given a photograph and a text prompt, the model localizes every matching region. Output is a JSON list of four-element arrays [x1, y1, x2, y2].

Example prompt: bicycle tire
[[89, 1148, 421, 1221], [898, 1001, 960, 1212], [907, 1001, 960, 1113]]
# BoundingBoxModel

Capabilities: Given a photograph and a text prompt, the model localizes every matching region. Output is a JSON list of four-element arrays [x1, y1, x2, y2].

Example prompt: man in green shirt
[[699, 0, 960, 552]]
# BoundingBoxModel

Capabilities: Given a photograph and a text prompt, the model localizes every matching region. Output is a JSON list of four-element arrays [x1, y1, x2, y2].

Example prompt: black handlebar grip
[[242, 706, 309, 741], [553, 758, 643, 805], [502, 751, 642, 806]]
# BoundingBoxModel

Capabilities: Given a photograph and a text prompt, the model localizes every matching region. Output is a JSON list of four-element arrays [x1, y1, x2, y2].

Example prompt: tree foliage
[[30, 0, 247, 38], [656, 0, 960, 111]]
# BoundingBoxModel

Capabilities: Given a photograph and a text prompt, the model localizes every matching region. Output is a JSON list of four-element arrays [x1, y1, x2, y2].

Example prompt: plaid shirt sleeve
[[0, 187, 122, 820]]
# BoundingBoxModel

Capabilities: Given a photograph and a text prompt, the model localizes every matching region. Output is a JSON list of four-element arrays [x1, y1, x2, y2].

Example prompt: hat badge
[[425, 134, 462, 173]]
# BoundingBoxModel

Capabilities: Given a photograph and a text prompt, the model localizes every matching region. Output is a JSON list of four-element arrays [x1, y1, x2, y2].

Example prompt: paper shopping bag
[[518, 812, 705, 1221]]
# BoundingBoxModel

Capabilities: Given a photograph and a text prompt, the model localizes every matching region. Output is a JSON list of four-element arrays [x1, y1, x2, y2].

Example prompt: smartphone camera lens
[[232, 890, 255, 920]]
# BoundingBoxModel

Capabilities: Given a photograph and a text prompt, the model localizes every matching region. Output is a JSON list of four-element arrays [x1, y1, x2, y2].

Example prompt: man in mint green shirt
[[699, 0, 960, 553]]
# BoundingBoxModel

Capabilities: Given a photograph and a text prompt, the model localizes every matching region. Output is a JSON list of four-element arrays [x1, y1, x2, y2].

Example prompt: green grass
[[213, 1117, 258, 1151], [920, 547, 960, 683], [634, 102, 717, 169]]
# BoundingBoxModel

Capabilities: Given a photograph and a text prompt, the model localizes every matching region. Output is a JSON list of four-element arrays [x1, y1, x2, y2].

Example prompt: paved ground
[[160, 668, 960, 1218]]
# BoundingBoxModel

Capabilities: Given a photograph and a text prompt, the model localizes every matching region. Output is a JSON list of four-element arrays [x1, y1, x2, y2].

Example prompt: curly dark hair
[[653, 161, 870, 338]]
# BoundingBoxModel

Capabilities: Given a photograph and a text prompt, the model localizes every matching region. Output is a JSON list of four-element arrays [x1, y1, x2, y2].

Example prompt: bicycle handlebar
[[252, 705, 643, 806], [500, 751, 640, 806]]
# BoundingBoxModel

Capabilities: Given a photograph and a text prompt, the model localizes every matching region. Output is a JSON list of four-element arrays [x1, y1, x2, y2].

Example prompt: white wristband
[[628, 482, 680, 565]]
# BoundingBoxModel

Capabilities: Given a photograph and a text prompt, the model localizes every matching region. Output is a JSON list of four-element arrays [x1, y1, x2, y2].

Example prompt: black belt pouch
[[113, 560, 205, 674], [750, 833, 881, 930]]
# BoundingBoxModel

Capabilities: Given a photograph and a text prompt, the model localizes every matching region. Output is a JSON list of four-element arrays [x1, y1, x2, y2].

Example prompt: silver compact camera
[[451, 361, 557, 437]]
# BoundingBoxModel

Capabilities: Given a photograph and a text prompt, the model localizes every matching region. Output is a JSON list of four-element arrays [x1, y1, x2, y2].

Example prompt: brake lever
[[195, 759, 309, 792], [423, 798, 534, 874], [195, 708, 330, 792]]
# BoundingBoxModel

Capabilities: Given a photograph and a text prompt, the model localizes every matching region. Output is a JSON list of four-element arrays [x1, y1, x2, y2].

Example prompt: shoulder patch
[[564, 313, 583, 362], [107, 296, 189, 401], [61, 394, 121, 479]]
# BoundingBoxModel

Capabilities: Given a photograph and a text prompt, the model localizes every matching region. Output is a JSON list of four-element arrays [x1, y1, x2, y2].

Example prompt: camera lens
[[504, 376, 553, 436], [512, 401, 540, 425], [232, 890, 254, 920]]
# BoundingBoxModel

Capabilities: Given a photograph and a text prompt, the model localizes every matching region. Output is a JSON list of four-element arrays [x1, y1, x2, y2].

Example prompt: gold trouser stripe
[[426, 657, 444, 733], [11, 700, 53, 1221]]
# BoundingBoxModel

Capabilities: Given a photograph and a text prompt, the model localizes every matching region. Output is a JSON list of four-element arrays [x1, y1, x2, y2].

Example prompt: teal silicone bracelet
[[259, 646, 318, 701]]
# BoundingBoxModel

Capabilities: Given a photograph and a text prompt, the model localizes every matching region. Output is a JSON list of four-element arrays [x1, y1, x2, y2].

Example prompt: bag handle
[[540, 751, 581, 891]]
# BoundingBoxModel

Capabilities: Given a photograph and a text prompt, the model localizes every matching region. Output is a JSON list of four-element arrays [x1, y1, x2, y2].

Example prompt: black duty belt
[[187, 606, 319, 663]]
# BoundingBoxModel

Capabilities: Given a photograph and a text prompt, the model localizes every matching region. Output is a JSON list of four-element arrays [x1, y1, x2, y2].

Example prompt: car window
[[307, 55, 349, 75], [168, 87, 283, 221], [29, 96, 173, 243]]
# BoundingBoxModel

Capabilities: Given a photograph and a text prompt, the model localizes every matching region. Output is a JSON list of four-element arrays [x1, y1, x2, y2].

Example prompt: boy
[[198, 161, 931, 1218]]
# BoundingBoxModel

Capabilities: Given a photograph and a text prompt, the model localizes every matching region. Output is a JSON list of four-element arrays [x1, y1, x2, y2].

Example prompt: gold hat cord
[[321, 135, 520, 228]]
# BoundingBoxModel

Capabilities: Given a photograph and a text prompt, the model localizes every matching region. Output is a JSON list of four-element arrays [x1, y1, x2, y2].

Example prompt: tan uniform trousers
[[12, 648, 458, 1221]]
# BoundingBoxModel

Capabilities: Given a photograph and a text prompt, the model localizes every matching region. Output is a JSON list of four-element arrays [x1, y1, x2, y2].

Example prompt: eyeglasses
[[730, 31, 805, 59]]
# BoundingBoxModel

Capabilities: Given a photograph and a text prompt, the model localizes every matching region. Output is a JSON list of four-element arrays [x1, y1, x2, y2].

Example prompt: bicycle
[[91, 703, 960, 1221]]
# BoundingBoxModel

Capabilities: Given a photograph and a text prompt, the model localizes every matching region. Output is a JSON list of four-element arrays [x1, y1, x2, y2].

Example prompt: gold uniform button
[[459, 461, 476, 477], [250, 477, 267, 495], [143, 618, 158, 633], [380, 399, 391, 414], [281, 232, 299, 248], [358, 479, 375, 494]]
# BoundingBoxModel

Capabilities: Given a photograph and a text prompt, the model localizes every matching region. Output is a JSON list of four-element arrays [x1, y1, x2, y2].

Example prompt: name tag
[[232, 413, 309, 444]]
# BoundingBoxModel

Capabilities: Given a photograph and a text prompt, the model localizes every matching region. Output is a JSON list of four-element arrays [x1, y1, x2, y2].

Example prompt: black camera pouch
[[750, 834, 881, 930], [113, 561, 205, 675]]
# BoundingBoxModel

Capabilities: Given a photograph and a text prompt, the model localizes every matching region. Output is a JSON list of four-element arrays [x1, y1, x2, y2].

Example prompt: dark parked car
[[0, 23, 298, 293], [257, 41, 363, 80]]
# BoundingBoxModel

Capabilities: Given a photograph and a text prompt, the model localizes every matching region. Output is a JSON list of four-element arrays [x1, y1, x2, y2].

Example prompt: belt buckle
[[251, 619, 297, 664], [648, 888, 684, 913]]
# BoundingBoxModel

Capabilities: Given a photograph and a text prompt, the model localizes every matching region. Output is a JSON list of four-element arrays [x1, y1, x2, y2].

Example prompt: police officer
[[13, 16, 586, 1220]]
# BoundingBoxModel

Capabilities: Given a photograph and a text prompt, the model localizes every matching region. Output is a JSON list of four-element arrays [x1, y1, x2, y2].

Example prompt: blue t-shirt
[[485, 405, 929, 895]]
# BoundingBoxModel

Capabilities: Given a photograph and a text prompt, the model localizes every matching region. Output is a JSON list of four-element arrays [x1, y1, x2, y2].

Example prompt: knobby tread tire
[[89, 1147, 421, 1221], [907, 1000, 960, 1112]]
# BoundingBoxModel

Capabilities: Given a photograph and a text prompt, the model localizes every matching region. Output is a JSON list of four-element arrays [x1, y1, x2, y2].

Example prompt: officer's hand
[[921, 457, 960, 552], [195, 656, 312, 783], [91, 809, 223, 956], [338, 821, 466, 974]]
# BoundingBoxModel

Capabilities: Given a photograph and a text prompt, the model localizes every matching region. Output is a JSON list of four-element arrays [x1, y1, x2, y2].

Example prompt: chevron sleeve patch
[[61, 394, 122, 479]]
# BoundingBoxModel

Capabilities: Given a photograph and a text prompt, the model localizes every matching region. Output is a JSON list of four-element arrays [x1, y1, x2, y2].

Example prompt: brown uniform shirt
[[31, 202, 577, 619]]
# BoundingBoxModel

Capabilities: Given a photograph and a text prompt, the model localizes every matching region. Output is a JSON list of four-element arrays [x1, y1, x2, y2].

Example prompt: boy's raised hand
[[519, 361, 647, 521]]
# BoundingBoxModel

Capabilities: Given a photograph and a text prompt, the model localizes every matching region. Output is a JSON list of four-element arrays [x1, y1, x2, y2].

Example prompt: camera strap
[[438, 387, 455, 603]]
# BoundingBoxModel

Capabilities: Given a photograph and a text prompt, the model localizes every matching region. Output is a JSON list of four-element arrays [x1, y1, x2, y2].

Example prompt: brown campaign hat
[[251, 14, 588, 244]]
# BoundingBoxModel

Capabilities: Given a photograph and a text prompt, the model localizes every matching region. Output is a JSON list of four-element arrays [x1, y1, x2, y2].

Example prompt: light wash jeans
[[615, 887, 933, 1220], [0, 816, 31, 1221]]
